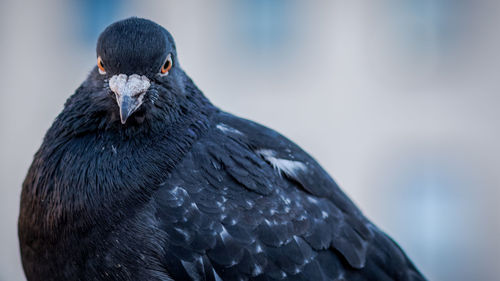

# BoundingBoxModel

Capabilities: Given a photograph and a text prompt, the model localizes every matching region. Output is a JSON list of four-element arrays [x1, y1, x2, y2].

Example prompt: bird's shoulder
[[211, 111, 364, 214]]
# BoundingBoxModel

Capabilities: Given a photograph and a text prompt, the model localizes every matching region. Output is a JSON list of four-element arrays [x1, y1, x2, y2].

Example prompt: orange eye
[[97, 56, 106, 74], [160, 54, 172, 75]]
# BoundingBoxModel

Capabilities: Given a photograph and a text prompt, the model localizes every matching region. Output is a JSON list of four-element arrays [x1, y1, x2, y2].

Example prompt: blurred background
[[1, 0, 499, 280]]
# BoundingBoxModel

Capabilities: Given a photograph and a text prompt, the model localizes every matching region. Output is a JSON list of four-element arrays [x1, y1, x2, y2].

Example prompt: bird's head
[[94, 17, 185, 125]]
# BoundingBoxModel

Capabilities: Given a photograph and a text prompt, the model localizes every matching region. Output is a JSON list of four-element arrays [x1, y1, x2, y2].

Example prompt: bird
[[18, 17, 426, 281]]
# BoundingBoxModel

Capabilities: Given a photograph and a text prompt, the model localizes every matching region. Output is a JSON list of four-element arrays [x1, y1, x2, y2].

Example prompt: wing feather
[[153, 112, 426, 280]]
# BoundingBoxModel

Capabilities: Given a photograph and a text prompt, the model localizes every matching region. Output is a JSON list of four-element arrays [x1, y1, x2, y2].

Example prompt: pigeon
[[19, 17, 426, 281]]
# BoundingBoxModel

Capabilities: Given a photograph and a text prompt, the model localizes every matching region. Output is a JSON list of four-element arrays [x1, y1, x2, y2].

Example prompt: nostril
[[132, 91, 145, 98]]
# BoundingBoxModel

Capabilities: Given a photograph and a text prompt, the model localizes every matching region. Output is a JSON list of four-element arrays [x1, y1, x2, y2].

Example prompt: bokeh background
[[1, 0, 499, 280]]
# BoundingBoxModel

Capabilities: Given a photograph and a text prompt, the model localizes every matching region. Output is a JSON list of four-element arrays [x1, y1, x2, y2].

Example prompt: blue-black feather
[[19, 17, 426, 281]]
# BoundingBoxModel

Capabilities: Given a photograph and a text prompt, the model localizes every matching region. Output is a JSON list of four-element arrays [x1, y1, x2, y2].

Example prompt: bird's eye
[[97, 56, 106, 75], [160, 54, 172, 76]]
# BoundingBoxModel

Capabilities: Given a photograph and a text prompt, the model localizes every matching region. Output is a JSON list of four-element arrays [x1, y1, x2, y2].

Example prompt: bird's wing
[[153, 111, 425, 281]]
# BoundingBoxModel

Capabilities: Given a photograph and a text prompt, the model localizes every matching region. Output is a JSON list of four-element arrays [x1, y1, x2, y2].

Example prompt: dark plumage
[[19, 18, 426, 281]]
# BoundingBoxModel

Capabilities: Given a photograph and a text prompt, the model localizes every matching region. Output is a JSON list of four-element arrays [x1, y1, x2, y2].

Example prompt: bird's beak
[[109, 74, 151, 124]]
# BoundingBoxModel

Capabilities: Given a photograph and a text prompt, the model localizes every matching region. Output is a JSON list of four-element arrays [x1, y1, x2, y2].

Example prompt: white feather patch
[[257, 149, 307, 177], [216, 123, 243, 135]]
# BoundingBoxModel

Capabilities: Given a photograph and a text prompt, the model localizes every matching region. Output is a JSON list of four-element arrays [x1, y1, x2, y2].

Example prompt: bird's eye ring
[[160, 53, 172, 76], [97, 56, 106, 75]]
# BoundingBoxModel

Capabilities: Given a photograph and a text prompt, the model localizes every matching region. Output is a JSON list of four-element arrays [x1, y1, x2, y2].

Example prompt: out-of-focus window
[[388, 0, 465, 56], [229, 0, 297, 60], [71, 0, 128, 46]]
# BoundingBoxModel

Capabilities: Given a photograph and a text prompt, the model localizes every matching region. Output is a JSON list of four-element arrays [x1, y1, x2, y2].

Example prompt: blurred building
[[1, 1, 499, 280]]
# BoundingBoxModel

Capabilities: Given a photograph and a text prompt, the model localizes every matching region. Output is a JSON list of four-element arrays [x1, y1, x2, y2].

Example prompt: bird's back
[[143, 111, 426, 280]]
